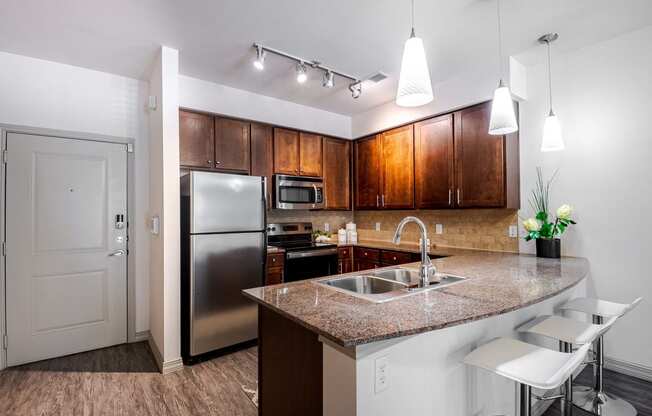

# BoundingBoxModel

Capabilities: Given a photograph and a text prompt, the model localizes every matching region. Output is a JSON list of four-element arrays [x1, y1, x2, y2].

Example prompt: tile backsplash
[[267, 208, 519, 252], [354, 209, 519, 252]]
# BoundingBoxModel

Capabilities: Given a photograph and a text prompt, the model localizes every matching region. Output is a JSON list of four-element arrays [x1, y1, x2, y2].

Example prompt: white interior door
[[5, 133, 128, 366]]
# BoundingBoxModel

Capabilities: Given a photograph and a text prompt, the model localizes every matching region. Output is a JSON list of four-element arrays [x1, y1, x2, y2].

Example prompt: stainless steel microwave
[[273, 175, 324, 210]]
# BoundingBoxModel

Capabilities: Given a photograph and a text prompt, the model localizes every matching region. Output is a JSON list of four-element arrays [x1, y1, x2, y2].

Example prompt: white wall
[[179, 75, 352, 139], [518, 25, 652, 369], [148, 46, 181, 365], [0, 51, 151, 334]]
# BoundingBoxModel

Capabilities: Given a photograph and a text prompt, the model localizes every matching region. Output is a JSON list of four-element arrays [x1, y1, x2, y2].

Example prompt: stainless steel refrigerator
[[180, 171, 266, 362]]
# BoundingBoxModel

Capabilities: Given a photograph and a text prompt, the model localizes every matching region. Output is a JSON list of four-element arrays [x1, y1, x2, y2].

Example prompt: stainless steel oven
[[274, 175, 324, 210]]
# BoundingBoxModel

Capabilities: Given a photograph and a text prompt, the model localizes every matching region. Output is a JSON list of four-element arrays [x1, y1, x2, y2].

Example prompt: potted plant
[[523, 168, 576, 258]]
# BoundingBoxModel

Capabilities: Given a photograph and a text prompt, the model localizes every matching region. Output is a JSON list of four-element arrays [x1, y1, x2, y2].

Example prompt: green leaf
[[536, 211, 548, 222], [569, 220, 577, 225], [539, 222, 553, 238]]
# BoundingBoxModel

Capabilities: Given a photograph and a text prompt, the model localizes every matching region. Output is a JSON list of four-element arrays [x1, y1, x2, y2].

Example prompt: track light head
[[296, 62, 308, 84], [322, 71, 335, 88], [349, 81, 362, 99], [253, 45, 265, 71]]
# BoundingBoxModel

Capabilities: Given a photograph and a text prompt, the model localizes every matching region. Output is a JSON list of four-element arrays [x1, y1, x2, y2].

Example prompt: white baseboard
[[132, 330, 150, 343], [147, 336, 184, 375], [605, 355, 652, 382]]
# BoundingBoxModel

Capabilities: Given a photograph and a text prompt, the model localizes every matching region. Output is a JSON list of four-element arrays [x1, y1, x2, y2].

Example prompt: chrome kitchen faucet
[[392, 216, 435, 288]]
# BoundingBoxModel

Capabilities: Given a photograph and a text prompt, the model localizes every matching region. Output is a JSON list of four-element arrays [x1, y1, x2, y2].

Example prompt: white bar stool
[[464, 338, 591, 416], [559, 297, 643, 416], [517, 314, 617, 416]]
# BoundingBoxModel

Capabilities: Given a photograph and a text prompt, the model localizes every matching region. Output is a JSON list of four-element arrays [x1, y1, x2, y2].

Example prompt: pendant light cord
[[496, 0, 503, 80], [547, 40, 553, 111], [410, 0, 415, 36]]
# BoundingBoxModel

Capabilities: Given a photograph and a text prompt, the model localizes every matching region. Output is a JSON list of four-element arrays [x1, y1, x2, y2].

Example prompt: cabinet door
[[251, 123, 274, 208], [274, 128, 300, 175], [179, 110, 214, 169], [299, 133, 322, 177], [381, 125, 415, 209], [354, 135, 381, 210], [323, 138, 351, 210], [454, 102, 506, 207], [215, 118, 250, 173], [415, 114, 455, 209]]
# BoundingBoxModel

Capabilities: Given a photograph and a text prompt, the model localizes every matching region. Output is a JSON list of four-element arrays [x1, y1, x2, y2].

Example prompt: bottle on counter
[[337, 229, 348, 245], [347, 230, 358, 244]]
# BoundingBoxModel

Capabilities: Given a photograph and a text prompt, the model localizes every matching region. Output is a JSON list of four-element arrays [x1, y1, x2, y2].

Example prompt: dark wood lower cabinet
[[265, 253, 284, 285], [258, 306, 322, 416], [337, 246, 353, 274]]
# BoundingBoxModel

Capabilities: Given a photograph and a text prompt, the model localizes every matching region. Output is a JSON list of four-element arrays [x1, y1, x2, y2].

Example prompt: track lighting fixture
[[253, 44, 265, 71], [349, 82, 362, 99], [322, 71, 334, 88], [251, 43, 366, 99], [296, 62, 308, 84]]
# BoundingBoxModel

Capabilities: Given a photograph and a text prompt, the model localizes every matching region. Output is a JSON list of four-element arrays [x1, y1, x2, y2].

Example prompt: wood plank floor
[[1, 341, 649, 415], [0, 342, 258, 416]]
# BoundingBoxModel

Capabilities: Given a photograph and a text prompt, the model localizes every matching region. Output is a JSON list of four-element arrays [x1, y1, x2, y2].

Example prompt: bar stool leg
[[572, 315, 637, 416], [519, 383, 532, 416], [560, 341, 574, 416]]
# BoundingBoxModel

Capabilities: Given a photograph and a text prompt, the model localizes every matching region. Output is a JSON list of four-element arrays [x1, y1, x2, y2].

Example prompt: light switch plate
[[375, 222, 381, 231], [375, 356, 389, 393], [324, 223, 330, 232], [509, 225, 518, 238], [435, 224, 443, 234]]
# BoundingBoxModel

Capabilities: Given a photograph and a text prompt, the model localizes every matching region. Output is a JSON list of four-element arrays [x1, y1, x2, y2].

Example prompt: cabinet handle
[[376, 195, 380, 207], [448, 189, 452, 206], [272, 258, 276, 263], [216, 161, 221, 165], [381, 194, 385, 207], [207, 160, 213, 165], [339, 263, 343, 274], [457, 188, 461, 205]]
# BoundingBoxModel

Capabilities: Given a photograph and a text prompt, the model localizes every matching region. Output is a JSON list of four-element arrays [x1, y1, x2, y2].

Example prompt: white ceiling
[[1, 0, 651, 116]]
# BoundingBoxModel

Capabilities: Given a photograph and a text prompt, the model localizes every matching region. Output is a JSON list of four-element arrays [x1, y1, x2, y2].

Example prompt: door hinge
[[2, 149, 7, 164], [2, 334, 7, 350], [126, 143, 134, 153]]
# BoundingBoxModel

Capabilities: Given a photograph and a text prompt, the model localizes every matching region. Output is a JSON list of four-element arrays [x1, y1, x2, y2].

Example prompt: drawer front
[[355, 259, 379, 272], [380, 250, 413, 265], [338, 246, 352, 259], [354, 247, 380, 262], [267, 252, 285, 268], [265, 268, 284, 285]]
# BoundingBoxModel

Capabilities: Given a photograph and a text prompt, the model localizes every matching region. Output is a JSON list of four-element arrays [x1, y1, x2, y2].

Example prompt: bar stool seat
[[560, 297, 642, 318], [465, 337, 590, 416], [464, 338, 591, 390], [518, 315, 611, 345]]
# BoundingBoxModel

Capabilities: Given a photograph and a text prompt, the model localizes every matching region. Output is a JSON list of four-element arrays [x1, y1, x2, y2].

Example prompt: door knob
[[109, 249, 127, 257]]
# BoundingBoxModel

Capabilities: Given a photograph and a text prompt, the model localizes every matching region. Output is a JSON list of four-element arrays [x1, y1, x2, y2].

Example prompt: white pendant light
[[539, 33, 564, 152], [488, 0, 518, 135], [396, 0, 433, 107]]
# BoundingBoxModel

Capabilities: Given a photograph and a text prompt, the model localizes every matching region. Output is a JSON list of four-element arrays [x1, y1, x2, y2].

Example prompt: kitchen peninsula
[[244, 249, 589, 416]]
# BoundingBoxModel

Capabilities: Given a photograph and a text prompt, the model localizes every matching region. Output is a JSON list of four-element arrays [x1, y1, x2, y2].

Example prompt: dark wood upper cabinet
[[214, 118, 250, 173], [299, 132, 323, 177], [273, 128, 300, 175], [415, 114, 455, 209], [354, 135, 381, 210], [380, 125, 415, 209], [323, 138, 350, 210], [251, 123, 274, 207], [179, 110, 214, 169], [454, 102, 506, 208]]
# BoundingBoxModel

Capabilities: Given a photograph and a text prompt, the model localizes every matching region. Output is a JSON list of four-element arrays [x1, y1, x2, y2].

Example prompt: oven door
[[274, 175, 324, 210], [284, 248, 338, 282]]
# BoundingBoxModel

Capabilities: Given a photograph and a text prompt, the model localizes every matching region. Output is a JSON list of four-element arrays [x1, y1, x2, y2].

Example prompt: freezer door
[[190, 171, 265, 234], [190, 232, 264, 356]]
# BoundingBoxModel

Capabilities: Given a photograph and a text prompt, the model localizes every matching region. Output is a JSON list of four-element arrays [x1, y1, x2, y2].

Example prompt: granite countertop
[[243, 250, 589, 348]]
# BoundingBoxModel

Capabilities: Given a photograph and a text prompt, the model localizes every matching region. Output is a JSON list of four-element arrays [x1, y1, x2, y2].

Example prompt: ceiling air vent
[[365, 72, 388, 83]]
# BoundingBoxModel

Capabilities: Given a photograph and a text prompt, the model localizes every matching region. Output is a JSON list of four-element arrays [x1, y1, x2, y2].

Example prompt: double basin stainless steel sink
[[317, 267, 465, 303]]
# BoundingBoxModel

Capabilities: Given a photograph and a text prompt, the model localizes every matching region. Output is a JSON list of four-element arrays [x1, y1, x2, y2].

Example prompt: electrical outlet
[[509, 225, 518, 238], [324, 223, 330, 232], [435, 224, 443, 234], [375, 356, 389, 393], [375, 222, 381, 231]]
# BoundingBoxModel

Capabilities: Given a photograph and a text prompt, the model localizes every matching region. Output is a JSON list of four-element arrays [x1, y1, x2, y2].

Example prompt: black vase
[[536, 238, 561, 258]]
